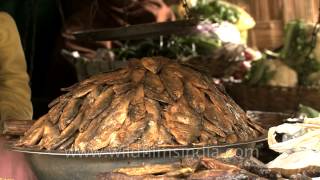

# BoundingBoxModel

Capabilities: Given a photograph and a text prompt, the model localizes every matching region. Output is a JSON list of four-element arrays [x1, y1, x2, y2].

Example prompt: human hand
[[0, 136, 37, 180], [125, 0, 176, 22], [141, 0, 176, 22]]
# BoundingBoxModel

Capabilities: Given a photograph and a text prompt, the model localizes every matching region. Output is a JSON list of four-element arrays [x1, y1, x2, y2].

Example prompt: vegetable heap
[[245, 20, 320, 87], [190, 0, 240, 23], [115, 0, 247, 61]]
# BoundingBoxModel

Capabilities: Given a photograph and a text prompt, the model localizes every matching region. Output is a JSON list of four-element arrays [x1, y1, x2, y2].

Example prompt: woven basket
[[225, 83, 320, 112]]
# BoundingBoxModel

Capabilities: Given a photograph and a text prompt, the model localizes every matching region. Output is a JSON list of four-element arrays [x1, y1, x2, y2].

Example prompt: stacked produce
[[16, 57, 264, 151], [245, 20, 320, 87]]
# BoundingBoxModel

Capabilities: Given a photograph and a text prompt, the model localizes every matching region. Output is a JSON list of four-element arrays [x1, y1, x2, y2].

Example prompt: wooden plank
[[283, 0, 319, 23], [3, 120, 34, 136], [269, 0, 283, 20], [249, 20, 284, 50], [259, 0, 270, 21]]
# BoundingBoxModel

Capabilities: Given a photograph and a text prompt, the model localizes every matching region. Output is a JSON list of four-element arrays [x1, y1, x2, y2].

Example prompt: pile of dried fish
[[16, 57, 264, 151], [97, 151, 280, 180]]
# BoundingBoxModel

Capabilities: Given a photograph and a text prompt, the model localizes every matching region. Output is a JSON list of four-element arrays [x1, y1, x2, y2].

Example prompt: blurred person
[[48, 0, 175, 98], [62, 0, 175, 58], [0, 12, 36, 180]]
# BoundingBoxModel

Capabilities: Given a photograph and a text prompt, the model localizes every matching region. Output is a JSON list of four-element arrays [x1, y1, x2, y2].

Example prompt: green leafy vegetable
[[114, 35, 222, 61], [298, 104, 320, 118], [280, 20, 320, 86], [190, 0, 240, 23], [245, 59, 275, 86]]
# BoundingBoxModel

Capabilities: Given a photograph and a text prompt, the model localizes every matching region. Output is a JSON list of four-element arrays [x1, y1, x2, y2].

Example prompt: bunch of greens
[[298, 104, 320, 118], [245, 58, 275, 85], [280, 20, 320, 85], [115, 35, 222, 61], [113, 0, 239, 61], [190, 0, 240, 23], [246, 20, 320, 86]]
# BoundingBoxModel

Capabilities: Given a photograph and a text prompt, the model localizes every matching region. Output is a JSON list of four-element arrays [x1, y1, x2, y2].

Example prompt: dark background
[[0, 0, 62, 118]]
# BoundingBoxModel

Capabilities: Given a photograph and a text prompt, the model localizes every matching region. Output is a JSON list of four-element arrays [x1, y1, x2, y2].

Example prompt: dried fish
[[158, 125, 174, 145], [48, 101, 68, 124], [109, 117, 148, 148], [74, 118, 99, 151], [18, 57, 264, 151], [201, 157, 241, 171], [24, 114, 48, 137], [203, 105, 224, 132], [203, 119, 226, 138], [48, 111, 85, 150], [86, 93, 132, 150], [131, 68, 146, 84], [160, 67, 184, 101], [163, 98, 201, 145], [184, 82, 206, 113], [58, 98, 83, 130], [128, 87, 145, 121], [141, 57, 162, 74], [129, 102, 146, 121], [226, 134, 238, 144], [112, 82, 133, 95], [39, 121, 60, 149], [180, 66, 210, 90], [77, 85, 106, 130], [135, 118, 159, 147], [87, 84, 105, 103], [114, 164, 181, 176], [58, 136, 75, 150], [48, 92, 72, 108], [97, 172, 178, 180], [204, 91, 234, 133], [98, 68, 129, 82], [16, 126, 43, 147], [77, 73, 111, 86], [71, 83, 97, 98], [246, 119, 266, 135], [144, 88, 173, 104], [165, 168, 194, 177], [199, 130, 218, 145], [60, 83, 79, 92], [188, 169, 261, 179], [102, 68, 131, 85], [166, 64, 209, 90], [144, 71, 165, 93], [129, 99, 162, 147], [86, 88, 114, 120]]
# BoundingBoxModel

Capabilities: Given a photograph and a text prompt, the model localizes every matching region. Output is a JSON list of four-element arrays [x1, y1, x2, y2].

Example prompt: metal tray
[[7, 110, 287, 180], [72, 19, 200, 41], [9, 135, 266, 156], [8, 135, 266, 180]]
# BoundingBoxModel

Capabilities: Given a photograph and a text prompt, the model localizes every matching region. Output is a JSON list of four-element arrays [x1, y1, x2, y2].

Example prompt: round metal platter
[[8, 134, 266, 157], [8, 135, 267, 180]]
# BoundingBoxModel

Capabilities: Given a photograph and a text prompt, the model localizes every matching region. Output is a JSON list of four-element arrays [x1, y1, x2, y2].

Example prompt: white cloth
[[267, 117, 320, 170]]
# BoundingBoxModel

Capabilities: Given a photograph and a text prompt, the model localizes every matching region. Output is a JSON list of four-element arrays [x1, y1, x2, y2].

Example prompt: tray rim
[[8, 134, 266, 156]]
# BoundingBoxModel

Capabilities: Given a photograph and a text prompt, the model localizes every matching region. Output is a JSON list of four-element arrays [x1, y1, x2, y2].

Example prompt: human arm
[[0, 12, 33, 132]]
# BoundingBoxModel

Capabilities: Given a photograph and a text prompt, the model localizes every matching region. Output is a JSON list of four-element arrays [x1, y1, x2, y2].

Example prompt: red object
[[244, 50, 254, 61], [0, 138, 37, 180]]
